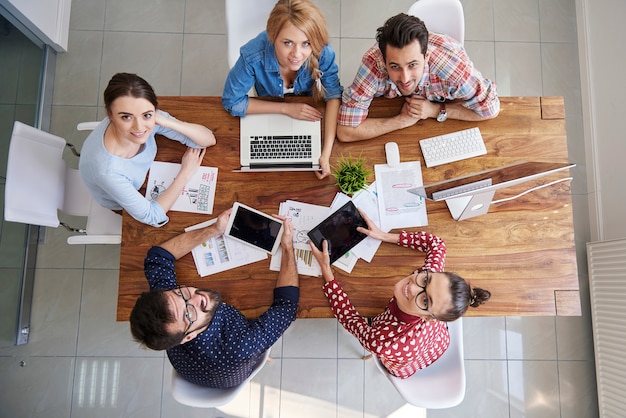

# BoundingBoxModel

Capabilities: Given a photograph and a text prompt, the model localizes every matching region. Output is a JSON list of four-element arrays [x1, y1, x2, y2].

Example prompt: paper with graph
[[146, 161, 218, 214], [269, 200, 329, 276]]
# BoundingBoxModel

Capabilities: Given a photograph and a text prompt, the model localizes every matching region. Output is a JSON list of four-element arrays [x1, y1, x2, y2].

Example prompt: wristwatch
[[436, 103, 448, 122]]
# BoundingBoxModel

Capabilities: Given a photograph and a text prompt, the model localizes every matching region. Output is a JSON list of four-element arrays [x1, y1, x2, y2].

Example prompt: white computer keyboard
[[419, 127, 487, 168]]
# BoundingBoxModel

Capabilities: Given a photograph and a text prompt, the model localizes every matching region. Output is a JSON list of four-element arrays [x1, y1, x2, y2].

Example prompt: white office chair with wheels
[[408, 0, 465, 45], [371, 318, 465, 409], [4, 121, 122, 245], [225, 0, 276, 68], [171, 349, 271, 407]]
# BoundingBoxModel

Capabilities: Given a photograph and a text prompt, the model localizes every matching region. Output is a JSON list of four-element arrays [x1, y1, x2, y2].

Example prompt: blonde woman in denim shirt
[[222, 0, 342, 179]]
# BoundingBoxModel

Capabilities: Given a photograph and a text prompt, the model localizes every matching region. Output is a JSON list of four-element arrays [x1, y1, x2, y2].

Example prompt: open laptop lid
[[237, 114, 322, 172], [408, 161, 576, 201]]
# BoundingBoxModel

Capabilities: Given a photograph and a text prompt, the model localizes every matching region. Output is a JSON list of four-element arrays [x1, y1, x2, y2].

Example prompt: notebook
[[237, 113, 322, 172]]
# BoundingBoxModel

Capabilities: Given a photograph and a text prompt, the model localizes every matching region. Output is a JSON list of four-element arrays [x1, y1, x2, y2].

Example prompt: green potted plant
[[332, 154, 372, 196]]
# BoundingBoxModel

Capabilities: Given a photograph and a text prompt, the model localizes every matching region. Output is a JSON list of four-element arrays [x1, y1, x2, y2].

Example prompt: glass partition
[[0, 12, 50, 346]]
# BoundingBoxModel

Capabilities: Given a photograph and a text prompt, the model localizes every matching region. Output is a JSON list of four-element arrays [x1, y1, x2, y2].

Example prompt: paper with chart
[[269, 200, 329, 276], [146, 161, 218, 214], [374, 161, 428, 231], [184, 219, 267, 277]]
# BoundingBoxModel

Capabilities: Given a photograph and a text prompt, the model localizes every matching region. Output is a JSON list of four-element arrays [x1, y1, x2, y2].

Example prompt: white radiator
[[587, 239, 626, 418]]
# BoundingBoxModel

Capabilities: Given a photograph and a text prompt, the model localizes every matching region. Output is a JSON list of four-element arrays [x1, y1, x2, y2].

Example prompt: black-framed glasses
[[414, 270, 437, 319], [174, 285, 197, 336]]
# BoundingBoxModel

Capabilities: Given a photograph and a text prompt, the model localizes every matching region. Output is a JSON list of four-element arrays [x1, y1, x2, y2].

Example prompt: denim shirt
[[222, 31, 343, 117]]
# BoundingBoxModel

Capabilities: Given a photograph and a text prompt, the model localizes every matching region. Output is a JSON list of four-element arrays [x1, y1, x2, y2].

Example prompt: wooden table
[[117, 96, 580, 321]]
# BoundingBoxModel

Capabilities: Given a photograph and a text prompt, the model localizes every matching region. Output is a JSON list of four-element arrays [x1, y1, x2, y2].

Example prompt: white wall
[[0, 0, 71, 51], [577, 0, 626, 241]]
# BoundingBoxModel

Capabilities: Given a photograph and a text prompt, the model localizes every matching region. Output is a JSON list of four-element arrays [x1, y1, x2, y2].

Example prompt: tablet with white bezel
[[224, 202, 284, 254]]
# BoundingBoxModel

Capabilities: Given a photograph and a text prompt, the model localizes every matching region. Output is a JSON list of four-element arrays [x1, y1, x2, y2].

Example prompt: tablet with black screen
[[308, 201, 368, 263], [224, 202, 283, 254]]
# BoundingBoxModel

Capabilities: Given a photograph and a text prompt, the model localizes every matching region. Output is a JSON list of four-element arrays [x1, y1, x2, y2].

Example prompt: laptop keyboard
[[249, 135, 313, 160]]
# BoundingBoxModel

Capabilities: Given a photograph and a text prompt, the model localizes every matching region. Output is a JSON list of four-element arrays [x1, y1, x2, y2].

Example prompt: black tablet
[[308, 200, 368, 264], [224, 202, 284, 254]]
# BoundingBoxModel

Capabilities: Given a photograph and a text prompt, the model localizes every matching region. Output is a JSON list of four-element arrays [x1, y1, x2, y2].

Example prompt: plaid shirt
[[322, 231, 450, 379], [339, 33, 499, 126]]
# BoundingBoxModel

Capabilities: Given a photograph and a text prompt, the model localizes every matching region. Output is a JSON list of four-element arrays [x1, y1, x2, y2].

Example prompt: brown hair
[[438, 272, 491, 322], [130, 290, 184, 351], [266, 0, 329, 101], [376, 13, 429, 62], [103, 72, 158, 114]]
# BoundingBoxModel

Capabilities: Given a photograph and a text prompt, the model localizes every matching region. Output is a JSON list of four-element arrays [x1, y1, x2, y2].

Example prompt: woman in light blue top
[[79, 73, 216, 227], [222, 0, 342, 179]]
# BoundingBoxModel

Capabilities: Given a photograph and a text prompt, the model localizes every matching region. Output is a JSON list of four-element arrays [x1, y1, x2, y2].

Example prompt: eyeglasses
[[414, 270, 437, 319], [173, 285, 197, 336]]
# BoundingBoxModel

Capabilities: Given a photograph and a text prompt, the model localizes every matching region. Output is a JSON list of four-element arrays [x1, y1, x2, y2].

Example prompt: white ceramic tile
[[0, 268, 82, 356], [77, 269, 163, 357], [280, 358, 338, 418], [104, 0, 185, 33], [494, 0, 540, 42], [69, 0, 106, 30], [494, 42, 543, 96], [541, 43, 581, 107], [556, 313, 595, 361], [337, 321, 367, 358], [464, 41, 496, 82], [84, 244, 121, 270], [100, 32, 184, 97], [181, 34, 229, 96], [184, 0, 225, 34], [539, 0, 578, 43], [508, 360, 560, 418], [52, 30, 104, 106], [558, 360, 599, 418], [462, 0, 495, 42], [36, 223, 87, 269], [506, 316, 558, 360], [0, 356, 74, 417], [363, 357, 416, 416], [315, 0, 341, 39], [429, 360, 510, 418], [463, 316, 507, 360], [71, 357, 163, 418], [339, 38, 377, 92], [340, 0, 415, 38], [337, 359, 365, 417], [282, 318, 338, 358]]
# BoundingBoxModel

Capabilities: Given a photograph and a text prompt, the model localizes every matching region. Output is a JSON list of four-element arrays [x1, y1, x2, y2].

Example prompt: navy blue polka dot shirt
[[144, 245, 299, 388]]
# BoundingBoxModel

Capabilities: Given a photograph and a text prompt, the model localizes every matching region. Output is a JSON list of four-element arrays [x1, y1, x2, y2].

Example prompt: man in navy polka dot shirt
[[130, 208, 299, 388]]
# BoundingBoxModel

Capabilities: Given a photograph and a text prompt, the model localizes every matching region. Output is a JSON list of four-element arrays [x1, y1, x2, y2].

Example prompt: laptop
[[236, 113, 322, 172]]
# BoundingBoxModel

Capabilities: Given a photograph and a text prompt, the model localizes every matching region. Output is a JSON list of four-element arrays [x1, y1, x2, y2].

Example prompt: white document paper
[[146, 161, 218, 214], [269, 200, 330, 277], [374, 161, 428, 231], [184, 220, 267, 277]]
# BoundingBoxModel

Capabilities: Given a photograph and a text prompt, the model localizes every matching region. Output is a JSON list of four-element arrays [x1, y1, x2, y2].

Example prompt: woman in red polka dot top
[[309, 209, 491, 379]]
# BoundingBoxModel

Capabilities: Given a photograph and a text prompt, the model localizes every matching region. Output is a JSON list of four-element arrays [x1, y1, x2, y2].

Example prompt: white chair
[[4, 121, 122, 245], [371, 318, 465, 409], [225, 0, 277, 68], [171, 349, 271, 407], [407, 0, 465, 45]]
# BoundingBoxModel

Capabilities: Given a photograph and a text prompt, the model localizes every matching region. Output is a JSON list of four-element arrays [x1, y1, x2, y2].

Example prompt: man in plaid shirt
[[337, 13, 500, 142]]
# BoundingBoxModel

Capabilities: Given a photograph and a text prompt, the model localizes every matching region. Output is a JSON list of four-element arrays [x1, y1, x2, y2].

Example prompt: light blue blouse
[[78, 110, 203, 227], [222, 31, 343, 116]]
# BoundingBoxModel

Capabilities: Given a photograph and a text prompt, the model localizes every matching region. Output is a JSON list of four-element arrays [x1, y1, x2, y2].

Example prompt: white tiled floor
[[0, 0, 599, 417]]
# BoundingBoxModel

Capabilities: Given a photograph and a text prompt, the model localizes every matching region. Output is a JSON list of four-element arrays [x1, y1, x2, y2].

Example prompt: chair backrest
[[171, 349, 271, 408], [225, 0, 276, 68], [372, 318, 466, 409], [407, 0, 465, 45], [5, 121, 121, 245], [5, 121, 80, 227]]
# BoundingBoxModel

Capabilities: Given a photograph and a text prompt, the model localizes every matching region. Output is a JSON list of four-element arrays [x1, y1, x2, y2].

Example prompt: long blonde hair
[[266, 0, 329, 101]]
